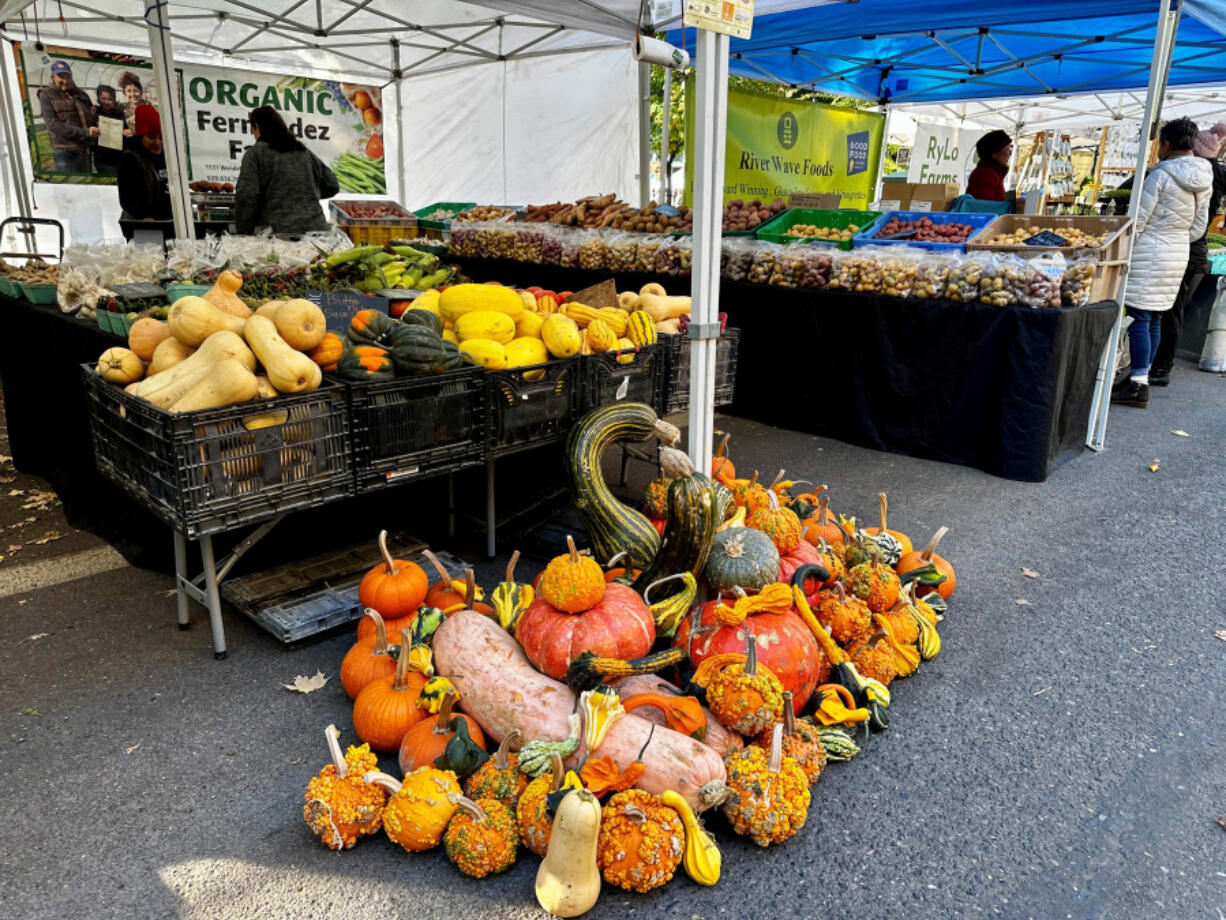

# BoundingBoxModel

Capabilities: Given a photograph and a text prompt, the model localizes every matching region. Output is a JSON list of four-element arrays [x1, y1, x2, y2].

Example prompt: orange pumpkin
[[309, 332, 345, 372], [896, 526, 956, 599], [352, 637, 430, 753], [397, 688, 486, 775], [538, 535, 605, 613], [802, 496, 845, 547], [711, 432, 735, 482], [421, 550, 466, 610], [340, 609, 402, 700], [861, 492, 914, 555], [358, 530, 428, 619]]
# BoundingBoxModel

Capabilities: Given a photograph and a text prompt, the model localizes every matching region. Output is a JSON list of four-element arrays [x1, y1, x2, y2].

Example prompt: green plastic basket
[[21, 283, 59, 304], [756, 208, 881, 249], [167, 283, 210, 302], [0, 278, 21, 297], [413, 201, 477, 232]]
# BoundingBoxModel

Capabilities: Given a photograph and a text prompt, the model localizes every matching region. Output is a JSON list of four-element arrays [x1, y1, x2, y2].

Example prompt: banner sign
[[907, 123, 978, 187], [685, 81, 884, 208], [14, 43, 385, 193]]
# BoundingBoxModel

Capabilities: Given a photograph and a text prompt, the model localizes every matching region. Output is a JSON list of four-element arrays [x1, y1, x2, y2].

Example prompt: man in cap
[[37, 60, 98, 173]]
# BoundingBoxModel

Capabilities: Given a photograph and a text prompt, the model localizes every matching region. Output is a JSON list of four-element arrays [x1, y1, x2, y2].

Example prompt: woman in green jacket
[[234, 106, 340, 235]]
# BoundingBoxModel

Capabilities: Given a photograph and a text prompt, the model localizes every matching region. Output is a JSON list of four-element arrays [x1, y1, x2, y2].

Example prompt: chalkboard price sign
[[306, 290, 389, 332]]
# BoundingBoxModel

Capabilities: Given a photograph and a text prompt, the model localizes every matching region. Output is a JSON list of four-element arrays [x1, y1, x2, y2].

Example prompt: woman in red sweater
[[965, 130, 1013, 201]]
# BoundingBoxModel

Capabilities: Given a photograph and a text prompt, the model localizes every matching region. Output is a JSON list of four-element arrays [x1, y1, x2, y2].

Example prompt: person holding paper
[[965, 131, 1012, 202], [37, 60, 97, 173], [92, 84, 126, 175], [117, 105, 172, 222]]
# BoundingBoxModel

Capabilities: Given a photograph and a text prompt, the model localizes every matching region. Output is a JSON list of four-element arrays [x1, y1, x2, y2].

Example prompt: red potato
[[433, 611, 728, 811]]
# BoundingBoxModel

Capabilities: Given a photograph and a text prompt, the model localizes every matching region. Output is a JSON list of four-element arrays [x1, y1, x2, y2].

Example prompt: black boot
[[1149, 366, 1171, 387], [1111, 381, 1149, 408]]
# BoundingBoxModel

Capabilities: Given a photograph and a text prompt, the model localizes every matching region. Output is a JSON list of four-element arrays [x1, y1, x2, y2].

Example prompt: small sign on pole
[[684, 0, 754, 38]]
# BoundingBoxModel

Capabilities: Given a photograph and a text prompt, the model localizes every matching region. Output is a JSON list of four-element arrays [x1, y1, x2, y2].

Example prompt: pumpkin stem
[[744, 630, 758, 678], [864, 628, 889, 650], [816, 496, 831, 527], [624, 803, 648, 824], [642, 572, 687, 604], [768, 468, 786, 490], [834, 582, 848, 603], [493, 729, 521, 770], [464, 569, 477, 607], [435, 687, 457, 733], [768, 722, 784, 774], [878, 493, 888, 533], [714, 431, 731, 461], [635, 721, 656, 761], [698, 780, 732, 809], [549, 752, 565, 792], [922, 526, 949, 562], [324, 724, 346, 777], [730, 585, 747, 599], [421, 549, 452, 585], [505, 550, 521, 584], [765, 489, 780, 512], [376, 529, 399, 576], [566, 535, 580, 565], [659, 446, 695, 479], [749, 470, 759, 487], [453, 794, 487, 823], [833, 517, 853, 545], [391, 635, 414, 691], [363, 770, 402, 795], [362, 608, 391, 654], [605, 551, 629, 571], [782, 692, 795, 737], [653, 418, 681, 445]]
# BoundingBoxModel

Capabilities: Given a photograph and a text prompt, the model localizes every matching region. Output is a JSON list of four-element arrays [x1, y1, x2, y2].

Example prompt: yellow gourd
[[442, 328, 459, 344], [456, 310, 516, 345], [96, 347, 144, 385], [660, 790, 721, 886], [504, 336, 548, 369], [243, 314, 322, 393], [520, 290, 538, 312], [202, 269, 253, 318], [515, 311, 545, 339], [615, 337, 636, 364], [562, 302, 600, 328], [413, 289, 441, 315], [128, 331, 256, 408], [127, 317, 170, 361], [459, 338, 508, 370], [595, 308, 629, 336], [541, 314, 581, 359], [585, 318, 617, 352], [146, 337, 195, 376], [438, 284, 524, 322], [634, 294, 691, 323], [273, 298, 328, 350], [535, 789, 603, 918], [167, 358, 260, 412], [617, 291, 638, 310], [168, 296, 247, 346]]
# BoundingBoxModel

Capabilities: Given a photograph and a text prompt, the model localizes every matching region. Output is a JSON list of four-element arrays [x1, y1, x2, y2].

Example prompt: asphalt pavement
[[1, 359, 1224, 920]]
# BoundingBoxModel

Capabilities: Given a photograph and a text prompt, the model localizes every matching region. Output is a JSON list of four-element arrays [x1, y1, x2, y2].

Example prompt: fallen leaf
[[289, 757, 302, 765], [1148, 459, 1160, 473], [160, 588, 178, 597], [125, 743, 141, 755], [8, 489, 25, 497], [1033, 686, 1050, 696], [29, 531, 62, 545], [0, 476, 14, 484], [20, 707, 40, 716], [1217, 815, 1226, 832], [1016, 598, 1032, 606], [0, 454, 12, 465], [283, 671, 328, 694], [1214, 630, 1226, 642], [25, 633, 49, 641], [1022, 567, 1041, 579], [1171, 430, 1189, 437], [7, 544, 22, 553]]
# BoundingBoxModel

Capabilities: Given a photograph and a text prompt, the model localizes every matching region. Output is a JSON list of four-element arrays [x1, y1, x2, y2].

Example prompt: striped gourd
[[564, 402, 676, 571], [563, 302, 600, 328], [627, 311, 657, 347], [596, 307, 630, 336], [586, 318, 618, 352]]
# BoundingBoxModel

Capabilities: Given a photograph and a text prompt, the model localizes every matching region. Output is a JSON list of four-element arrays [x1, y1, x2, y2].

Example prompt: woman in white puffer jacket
[[1114, 117, 1212, 408]]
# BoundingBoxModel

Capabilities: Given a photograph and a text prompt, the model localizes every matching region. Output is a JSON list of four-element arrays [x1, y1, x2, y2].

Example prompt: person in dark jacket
[[965, 130, 1012, 202], [1149, 122, 1226, 386], [117, 105, 172, 222], [92, 84, 126, 175], [37, 60, 97, 173], [234, 106, 339, 235]]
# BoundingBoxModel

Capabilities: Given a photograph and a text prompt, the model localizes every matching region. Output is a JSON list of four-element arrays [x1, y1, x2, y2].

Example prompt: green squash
[[387, 324, 447, 375], [631, 447, 722, 599], [401, 307, 445, 336], [335, 345, 395, 381], [703, 527, 780, 594], [437, 339, 464, 371], [347, 308, 399, 347]]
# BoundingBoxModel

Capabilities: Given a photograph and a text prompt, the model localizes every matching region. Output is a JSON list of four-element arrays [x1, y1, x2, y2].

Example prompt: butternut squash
[[97, 347, 144, 385], [535, 788, 602, 917], [244, 314, 322, 393], [127, 317, 170, 361], [656, 318, 682, 335], [639, 282, 667, 297], [274, 298, 328, 350], [202, 269, 253, 318], [634, 293, 691, 324], [254, 375, 277, 399], [617, 291, 638, 311], [254, 302, 282, 321], [167, 358, 259, 412], [146, 337, 195, 376], [129, 331, 255, 408], [169, 296, 246, 346]]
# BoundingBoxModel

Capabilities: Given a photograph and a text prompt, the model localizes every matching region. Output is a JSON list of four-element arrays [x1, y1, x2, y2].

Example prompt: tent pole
[[144, 1, 194, 240], [639, 61, 652, 206], [1086, 0, 1181, 451], [686, 29, 728, 472], [392, 40, 405, 205], [661, 66, 673, 204], [874, 104, 891, 202], [0, 41, 34, 219]]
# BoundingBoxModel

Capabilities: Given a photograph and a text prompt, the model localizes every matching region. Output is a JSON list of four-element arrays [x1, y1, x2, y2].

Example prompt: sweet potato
[[433, 611, 728, 811]]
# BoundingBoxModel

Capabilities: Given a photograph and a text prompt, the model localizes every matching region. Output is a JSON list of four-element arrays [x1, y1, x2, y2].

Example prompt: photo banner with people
[[13, 43, 386, 193], [684, 79, 885, 207]]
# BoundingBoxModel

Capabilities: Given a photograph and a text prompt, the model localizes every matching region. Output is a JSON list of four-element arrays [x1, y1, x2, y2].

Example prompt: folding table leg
[[172, 530, 190, 630], [198, 534, 227, 660], [486, 456, 496, 560]]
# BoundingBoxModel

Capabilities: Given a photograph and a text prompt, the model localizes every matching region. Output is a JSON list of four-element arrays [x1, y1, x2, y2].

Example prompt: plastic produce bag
[[1061, 251, 1098, 307], [721, 238, 756, 282], [1200, 277, 1226, 372], [912, 251, 958, 300], [978, 253, 1027, 307], [945, 251, 993, 303], [1021, 250, 1066, 308]]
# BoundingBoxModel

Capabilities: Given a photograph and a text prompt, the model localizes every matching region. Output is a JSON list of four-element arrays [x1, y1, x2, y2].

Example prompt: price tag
[[309, 289, 389, 332], [1023, 230, 1070, 247], [684, 0, 753, 38], [909, 200, 933, 212]]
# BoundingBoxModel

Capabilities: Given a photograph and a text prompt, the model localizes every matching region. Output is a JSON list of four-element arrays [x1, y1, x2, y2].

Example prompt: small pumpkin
[[421, 549, 466, 610], [846, 558, 902, 613], [813, 582, 874, 646], [517, 751, 566, 857], [365, 766, 462, 852], [464, 729, 527, 808], [723, 723, 810, 846], [97, 347, 144, 385], [308, 331, 345, 372], [539, 535, 606, 613], [351, 638, 431, 752], [444, 796, 520, 878], [358, 529, 428, 619], [755, 691, 827, 784], [801, 496, 844, 547], [862, 492, 914, 556], [398, 688, 487, 775], [335, 345, 394, 381], [340, 609, 402, 700], [693, 637, 786, 736], [348, 308, 399, 347], [127, 317, 170, 361], [710, 432, 735, 482], [746, 488, 802, 554], [401, 307, 444, 335], [596, 789, 684, 892], [643, 472, 670, 520], [897, 526, 956, 599], [846, 629, 900, 686], [703, 527, 780, 595], [302, 724, 387, 850]]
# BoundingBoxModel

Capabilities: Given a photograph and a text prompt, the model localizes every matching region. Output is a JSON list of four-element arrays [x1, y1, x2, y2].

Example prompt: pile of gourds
[[93, 270, 332, 412], [305, 402, 958, 917]]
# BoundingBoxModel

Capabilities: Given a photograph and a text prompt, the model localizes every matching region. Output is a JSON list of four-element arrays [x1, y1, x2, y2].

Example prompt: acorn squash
[[401, 308, 444, 336], [336, 346, 395, 381], [387, 324, 447, 375]]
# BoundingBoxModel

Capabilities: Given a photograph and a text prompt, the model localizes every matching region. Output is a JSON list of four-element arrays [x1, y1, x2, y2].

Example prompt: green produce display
[[334, 153, 387, 194], [311, 243, 464, 291]]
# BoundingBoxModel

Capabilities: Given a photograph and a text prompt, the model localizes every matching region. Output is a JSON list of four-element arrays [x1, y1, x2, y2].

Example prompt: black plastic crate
[[345, 366, 486, 490], [660, 328, 740, 414], [584, 343, 664, 410], [82, 366, 353, 538], [486, 357, 583, 455]]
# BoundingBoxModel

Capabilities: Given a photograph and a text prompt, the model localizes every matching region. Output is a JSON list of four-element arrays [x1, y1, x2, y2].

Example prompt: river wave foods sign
[[685, 80, 884, 208], [16, 43, 385, 193]]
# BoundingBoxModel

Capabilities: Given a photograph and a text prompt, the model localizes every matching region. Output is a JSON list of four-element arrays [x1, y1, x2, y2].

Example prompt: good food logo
[[846, 130, 870, 175]]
